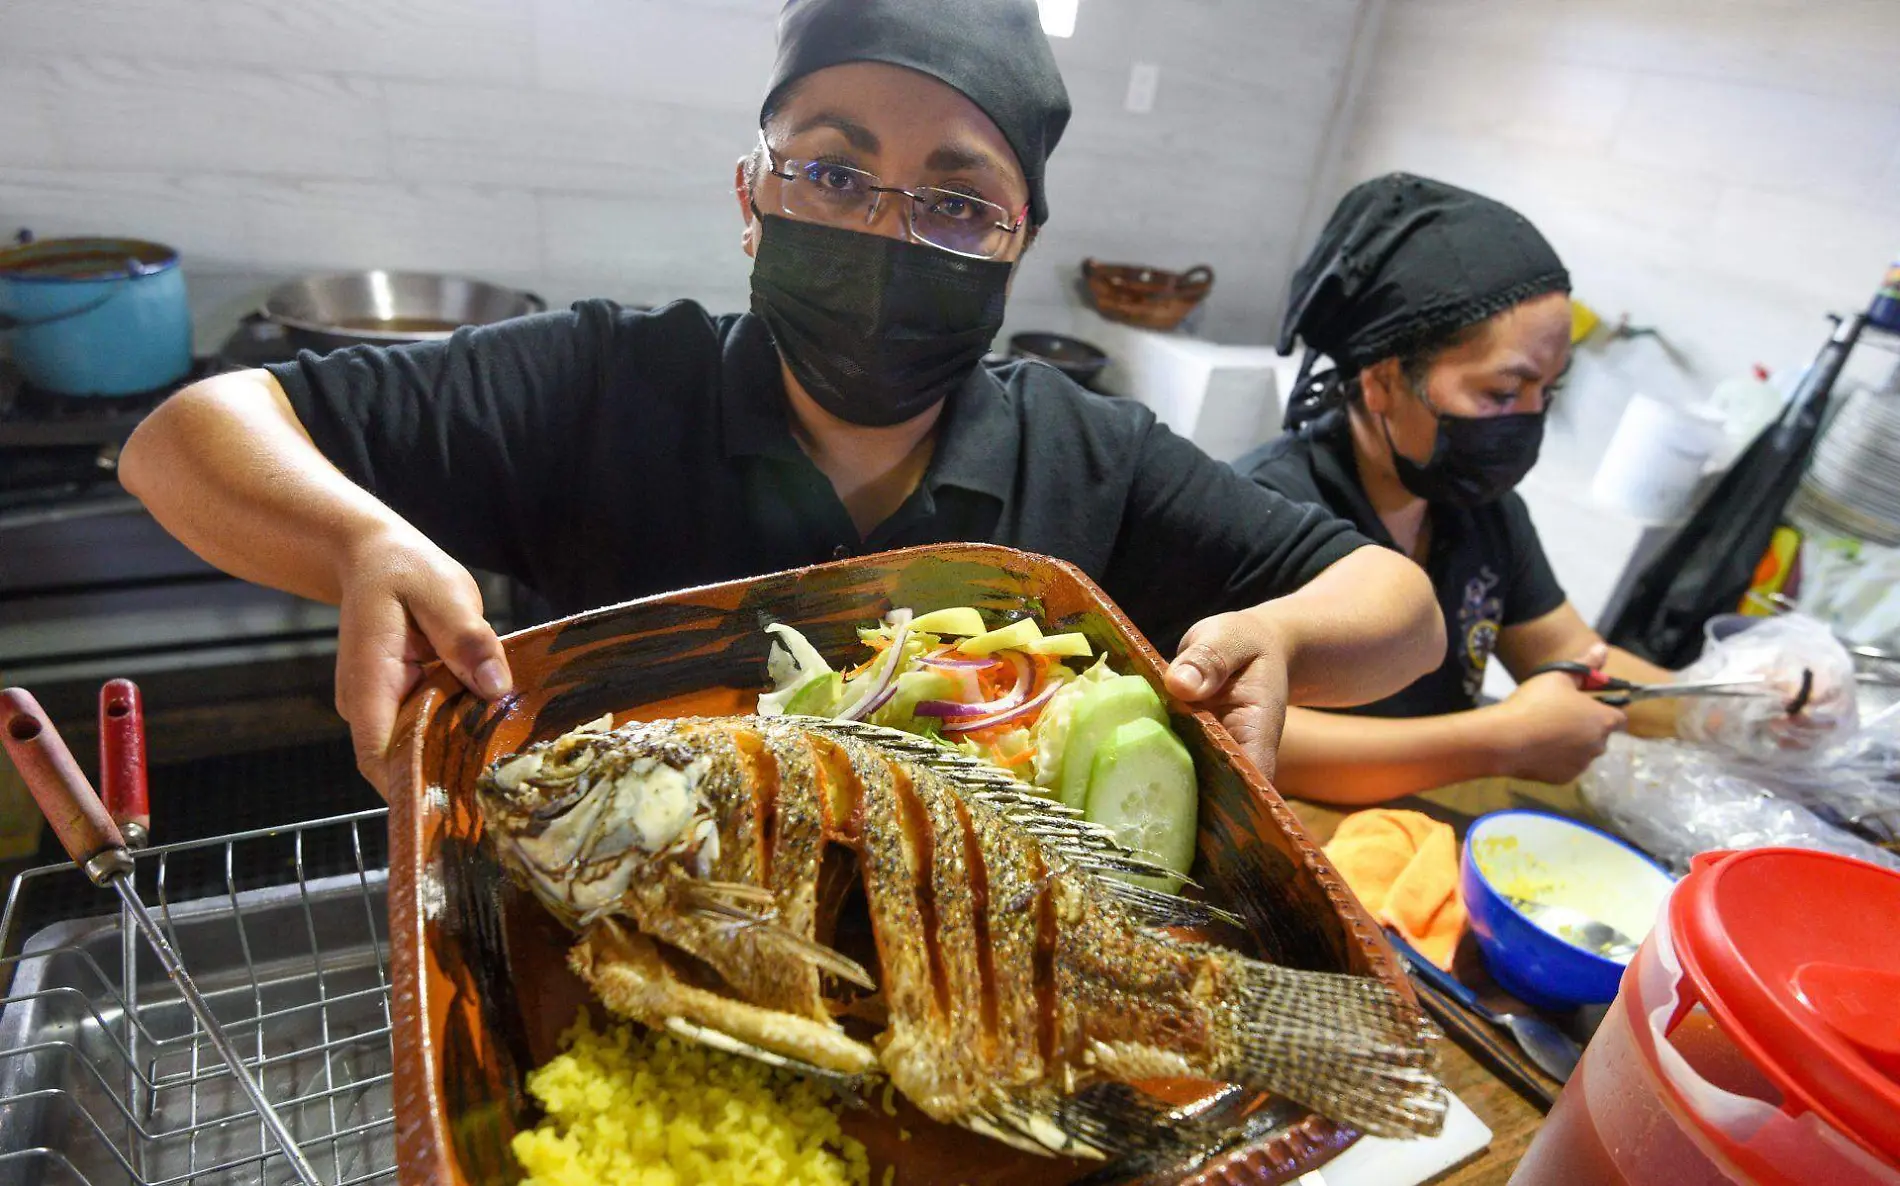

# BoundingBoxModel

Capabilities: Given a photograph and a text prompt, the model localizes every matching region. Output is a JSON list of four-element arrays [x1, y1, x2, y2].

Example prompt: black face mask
[[748, 212, 1012, 427], [1385, 389, 1545, 508]]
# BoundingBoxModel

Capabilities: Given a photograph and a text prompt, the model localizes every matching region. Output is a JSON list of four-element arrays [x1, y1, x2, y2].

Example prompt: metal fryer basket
[[0, 808, 394, 1185]]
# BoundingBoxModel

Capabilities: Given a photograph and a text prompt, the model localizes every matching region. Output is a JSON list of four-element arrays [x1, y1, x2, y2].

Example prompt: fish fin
[[573, 921, 881, 1078], [663, 1016, 874, 1107], [678, 879, 777, 907], [794, 718, 1198, 899], [1044, 1082, 1247, 1160], [961, 1114, 1062, 1158], [677, 882, 879, 991], [1099, 879, 1244, 931], [1212, 953, 1448, 1139], [984, 1098, 1111, 1160], [1066, 1091, 1309, 1185]]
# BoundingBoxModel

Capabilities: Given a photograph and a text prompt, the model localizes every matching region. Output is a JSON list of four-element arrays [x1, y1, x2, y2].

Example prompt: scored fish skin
[[477, 714, 1446, 1152]]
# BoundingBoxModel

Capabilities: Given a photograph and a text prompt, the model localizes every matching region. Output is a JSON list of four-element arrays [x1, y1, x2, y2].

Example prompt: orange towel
[[1323, 809, 1467, 971]]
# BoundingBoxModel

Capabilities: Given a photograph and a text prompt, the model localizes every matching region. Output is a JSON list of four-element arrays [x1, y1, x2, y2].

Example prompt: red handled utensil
[[99, 678, 151, 849], [0, 686, 322, 1186], [1529, 660, 1777, 708]]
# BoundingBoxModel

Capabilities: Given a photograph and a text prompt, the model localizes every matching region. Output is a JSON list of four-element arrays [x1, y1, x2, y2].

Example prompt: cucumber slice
[[1023, 632, 1093, 657], [909, 606, 987, 636], [1084, 717, 1197, 893], [959, 616, 1044, 656], [1056, 675, 1165, 809]]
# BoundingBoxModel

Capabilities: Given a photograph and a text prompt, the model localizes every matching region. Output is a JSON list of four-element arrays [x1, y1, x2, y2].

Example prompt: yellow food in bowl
[[1473, 836, 1564, 903], [513, 1016, 869, 1186]]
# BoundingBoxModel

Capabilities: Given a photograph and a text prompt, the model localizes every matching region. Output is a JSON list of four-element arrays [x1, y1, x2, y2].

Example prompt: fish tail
[[1210, 953, 1447, 1139]]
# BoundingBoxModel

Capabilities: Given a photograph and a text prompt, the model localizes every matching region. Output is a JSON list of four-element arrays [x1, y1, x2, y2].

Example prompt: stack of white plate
[[1793, 385, 1900, 546]]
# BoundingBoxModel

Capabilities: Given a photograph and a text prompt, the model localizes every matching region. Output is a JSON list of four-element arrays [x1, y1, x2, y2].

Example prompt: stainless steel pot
[[259, 271, 545, 354]]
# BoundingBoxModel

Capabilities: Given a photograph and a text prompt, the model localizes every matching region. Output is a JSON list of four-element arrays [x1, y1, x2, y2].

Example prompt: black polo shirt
[[1237, 409, 1566, 716], [267, 299, 1371, 655]]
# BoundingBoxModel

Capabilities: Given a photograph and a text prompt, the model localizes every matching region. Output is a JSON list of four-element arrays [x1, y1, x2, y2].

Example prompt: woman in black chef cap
[[121, 0, 1443, 795], [1240, 174, 1677, 805]]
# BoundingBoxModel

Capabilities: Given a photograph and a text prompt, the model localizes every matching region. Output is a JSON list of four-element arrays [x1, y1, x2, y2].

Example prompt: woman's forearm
[[120, 369, 406, 603], [1273, 704, 1507, 805], [1255, 545, 1444, 707]]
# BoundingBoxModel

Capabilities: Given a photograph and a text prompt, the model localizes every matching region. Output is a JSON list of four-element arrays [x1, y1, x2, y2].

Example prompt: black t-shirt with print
[[1237, 409, 1567, 717]]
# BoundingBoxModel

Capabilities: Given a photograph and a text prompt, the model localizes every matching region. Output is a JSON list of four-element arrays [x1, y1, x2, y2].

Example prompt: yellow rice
[[512, 1015, 870, 1186]]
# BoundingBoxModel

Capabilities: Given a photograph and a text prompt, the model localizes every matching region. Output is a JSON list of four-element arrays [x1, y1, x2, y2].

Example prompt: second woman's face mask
[[1385, 384, 1545, 508], [749, 212, 1012, 427]]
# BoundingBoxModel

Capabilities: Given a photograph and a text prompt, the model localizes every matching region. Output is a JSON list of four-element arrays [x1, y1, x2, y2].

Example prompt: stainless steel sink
[[0, 810, 395, 1185]]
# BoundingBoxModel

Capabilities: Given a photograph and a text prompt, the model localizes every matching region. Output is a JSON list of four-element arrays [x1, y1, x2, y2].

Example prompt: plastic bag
[[1580, 733, 1900, 874], [1674, 612, 1858, 767], [1751, 698, 1900, 846]]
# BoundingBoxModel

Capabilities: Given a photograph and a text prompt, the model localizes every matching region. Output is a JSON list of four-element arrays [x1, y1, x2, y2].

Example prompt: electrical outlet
[[1125, 61, 1159, 114]]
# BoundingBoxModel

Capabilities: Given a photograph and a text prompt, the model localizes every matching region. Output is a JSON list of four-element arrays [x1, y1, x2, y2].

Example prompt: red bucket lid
[[1670, 848, 1900, 1168]]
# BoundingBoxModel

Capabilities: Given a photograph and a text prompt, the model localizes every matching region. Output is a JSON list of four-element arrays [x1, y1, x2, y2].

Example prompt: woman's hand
[[1164, 609, 1293, 779], [335, 525, 513, 794], [1487, 666, 1627, 784]]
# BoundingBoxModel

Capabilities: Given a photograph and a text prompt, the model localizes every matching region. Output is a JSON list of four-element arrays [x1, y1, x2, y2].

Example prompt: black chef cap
[[762, 0, 1071, 226], [1280, 173, 1570, 374]]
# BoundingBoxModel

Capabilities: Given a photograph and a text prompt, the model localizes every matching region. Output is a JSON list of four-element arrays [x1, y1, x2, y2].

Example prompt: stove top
[[1, 318, 303, 514]]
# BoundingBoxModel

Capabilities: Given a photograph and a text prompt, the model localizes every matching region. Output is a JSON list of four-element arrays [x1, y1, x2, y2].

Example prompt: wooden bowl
[[386, 543, 1416, 1186], [1081, 260, 1215, 332]]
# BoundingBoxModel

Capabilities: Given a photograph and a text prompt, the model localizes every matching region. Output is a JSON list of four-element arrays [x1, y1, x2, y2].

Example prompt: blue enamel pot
[[0, 235, 193, 396]]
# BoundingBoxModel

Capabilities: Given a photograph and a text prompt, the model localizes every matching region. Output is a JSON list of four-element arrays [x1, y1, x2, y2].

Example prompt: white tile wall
[[37, 57, 391, 179], [0, 0, 1372, 352]]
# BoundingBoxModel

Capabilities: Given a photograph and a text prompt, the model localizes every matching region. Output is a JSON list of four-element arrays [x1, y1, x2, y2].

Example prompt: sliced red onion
[[858, 680, 902, 719], [917, 647, 1002, 670], [942, 676, 1062, 734], [836, 610, 912, 722], [915, 651, 1032, 720]]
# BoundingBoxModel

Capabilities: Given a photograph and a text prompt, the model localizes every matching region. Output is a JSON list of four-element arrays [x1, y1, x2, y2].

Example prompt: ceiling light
[[1038, 0, 1078, 38]]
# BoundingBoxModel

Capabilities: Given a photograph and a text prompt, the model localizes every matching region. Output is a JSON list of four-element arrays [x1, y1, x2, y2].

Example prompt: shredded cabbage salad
[[755, 607, 1109, 785]]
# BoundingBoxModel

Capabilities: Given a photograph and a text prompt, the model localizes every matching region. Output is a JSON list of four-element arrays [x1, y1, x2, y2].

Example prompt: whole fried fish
[[476, 714, 1444, 1157]]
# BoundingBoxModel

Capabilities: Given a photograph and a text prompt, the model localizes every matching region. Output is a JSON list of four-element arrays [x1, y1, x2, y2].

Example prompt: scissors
[[1528, 660, 1794, 708]]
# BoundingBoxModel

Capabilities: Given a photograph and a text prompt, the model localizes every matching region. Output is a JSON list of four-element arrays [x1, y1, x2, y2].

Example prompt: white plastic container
[[1590, 394, 1726, 524], [1708, 365, 1784, 457]]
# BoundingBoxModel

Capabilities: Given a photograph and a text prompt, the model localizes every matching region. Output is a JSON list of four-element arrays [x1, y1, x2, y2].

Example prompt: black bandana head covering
[[1279, 173, 1569, 427], [762, 0, 1071, 226]]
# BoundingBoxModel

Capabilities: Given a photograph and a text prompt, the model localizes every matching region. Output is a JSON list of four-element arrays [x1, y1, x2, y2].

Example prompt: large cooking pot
[[260, 271, 546, 354], [0, 233, 193, 397]]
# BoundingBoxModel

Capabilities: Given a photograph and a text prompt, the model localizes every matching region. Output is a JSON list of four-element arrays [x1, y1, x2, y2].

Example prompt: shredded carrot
[[976, 666, 1008, 700], [844, 636, 894, 678], [998, 745, 1038, 767]]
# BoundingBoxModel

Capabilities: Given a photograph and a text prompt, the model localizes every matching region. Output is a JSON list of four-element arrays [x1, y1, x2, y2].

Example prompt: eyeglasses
[[758, 132, 1027, 261]]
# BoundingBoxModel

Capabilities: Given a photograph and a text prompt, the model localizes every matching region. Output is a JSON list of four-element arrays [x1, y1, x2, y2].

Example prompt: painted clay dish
[[387, 543, 1417, 1186]]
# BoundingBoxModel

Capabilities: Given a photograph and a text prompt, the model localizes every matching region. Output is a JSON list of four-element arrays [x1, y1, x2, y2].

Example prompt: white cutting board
[[1296, 1091, 1492, 1186]]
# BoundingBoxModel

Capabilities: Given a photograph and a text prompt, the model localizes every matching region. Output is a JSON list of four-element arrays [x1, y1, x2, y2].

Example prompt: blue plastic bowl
[[1461, 810, 1676, 1009]]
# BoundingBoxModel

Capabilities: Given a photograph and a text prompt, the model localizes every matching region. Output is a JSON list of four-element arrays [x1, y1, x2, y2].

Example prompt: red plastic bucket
[[1512, 849, 1900, 1185]]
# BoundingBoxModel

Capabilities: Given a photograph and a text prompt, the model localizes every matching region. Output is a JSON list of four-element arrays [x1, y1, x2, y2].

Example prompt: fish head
[[474, 715, 720, 926]]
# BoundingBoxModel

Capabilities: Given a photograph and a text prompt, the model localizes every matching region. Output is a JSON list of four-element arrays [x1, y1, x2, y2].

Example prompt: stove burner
[[1, 317, 304, 513], [1, 316, 302, 451]]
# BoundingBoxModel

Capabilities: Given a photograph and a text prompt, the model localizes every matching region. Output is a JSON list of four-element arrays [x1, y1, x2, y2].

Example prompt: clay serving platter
[[386, 543, 1419, 1186]]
